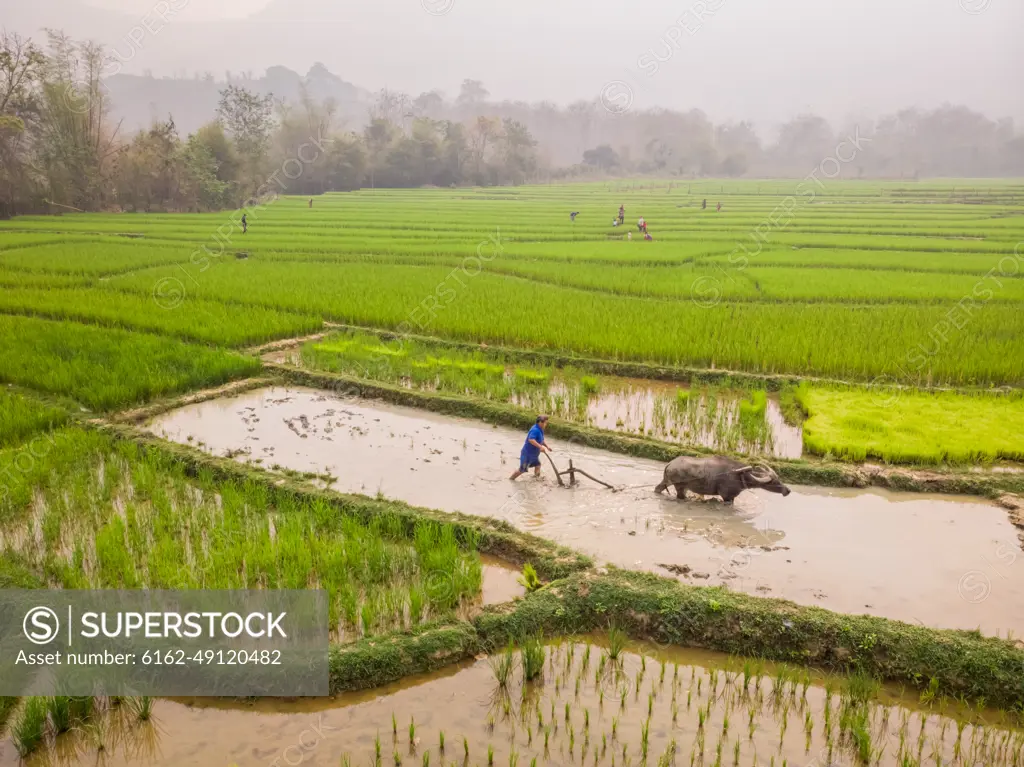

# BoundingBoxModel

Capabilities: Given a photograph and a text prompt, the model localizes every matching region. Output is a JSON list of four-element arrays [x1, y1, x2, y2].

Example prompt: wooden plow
[[543, 453, 618, 491]]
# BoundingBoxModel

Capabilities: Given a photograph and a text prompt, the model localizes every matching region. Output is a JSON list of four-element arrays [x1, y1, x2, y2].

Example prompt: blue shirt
[[521, 424, 545, 462]]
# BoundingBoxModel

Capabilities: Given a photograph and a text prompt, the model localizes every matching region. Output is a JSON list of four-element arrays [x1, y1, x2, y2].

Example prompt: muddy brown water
[[480, 555, 527, 605], [3, 641, 1019, 767], [147, 386, 1024, 637], [264, 350, 804, 459]]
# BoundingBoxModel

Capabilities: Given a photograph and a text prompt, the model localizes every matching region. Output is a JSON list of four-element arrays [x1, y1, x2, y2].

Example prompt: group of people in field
[[602, 204, 654, 240], [570, 199, 724, 242]]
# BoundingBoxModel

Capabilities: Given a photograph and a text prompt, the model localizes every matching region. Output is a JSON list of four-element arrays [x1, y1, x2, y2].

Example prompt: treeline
[[417, 80, 1024, 180], [3, 30, 1023, 216], [0, 33, 540, 214]]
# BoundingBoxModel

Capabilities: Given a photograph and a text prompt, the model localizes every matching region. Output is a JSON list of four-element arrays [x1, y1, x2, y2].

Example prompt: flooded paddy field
[[272, 336, 803, 458], [4, 641, 1022, 767], [510, 377, 802, 459], [148, 387, 1024, 636]]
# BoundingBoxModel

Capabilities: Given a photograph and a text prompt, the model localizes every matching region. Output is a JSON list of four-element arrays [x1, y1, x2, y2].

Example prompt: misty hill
[[6, 0, 1022, 129], [106, 64, 370, 135]]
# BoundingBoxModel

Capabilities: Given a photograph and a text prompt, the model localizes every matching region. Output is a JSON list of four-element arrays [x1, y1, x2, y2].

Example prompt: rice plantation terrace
[[3, 180, 1024, 765]]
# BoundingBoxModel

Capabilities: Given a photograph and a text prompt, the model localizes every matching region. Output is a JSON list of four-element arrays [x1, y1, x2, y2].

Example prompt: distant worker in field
[[717, 201, 722, 212], [510, 415, 552, 481], [570, 211, 579, 221], [627, 231, 632, 241], [309, 198, 313, 208], [618, 204, 625, 224], [702, 199, 707, 210], [637, 216, 646, 233], [644, 230, 653, 241], [241, 213, 248, 233]]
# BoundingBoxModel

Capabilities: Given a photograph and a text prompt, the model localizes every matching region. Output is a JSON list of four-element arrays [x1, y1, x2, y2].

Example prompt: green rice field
[[0, 429, 483, 636], [0, 179, 1022, 458], [796, 385, 1024, 464], [3, 179, 1024, 764], [1, 181, 1021, 390]]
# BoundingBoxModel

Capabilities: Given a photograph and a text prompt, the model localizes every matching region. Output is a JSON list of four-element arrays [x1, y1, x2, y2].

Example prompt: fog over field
[[4, 0, 1022, 131]]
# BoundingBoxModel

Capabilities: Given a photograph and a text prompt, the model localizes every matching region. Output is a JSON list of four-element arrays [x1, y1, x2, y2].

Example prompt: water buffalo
[[654, 456, 791, 504]]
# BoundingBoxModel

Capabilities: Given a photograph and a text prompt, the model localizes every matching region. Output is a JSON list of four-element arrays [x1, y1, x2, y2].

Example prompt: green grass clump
[[518, 563, 542, 592], [737, 390, 768, 444], [513, 368, 549, 386], [490, 642, 516, 688], [11, 697, 48, 757], [520, 632, 546, 681], [0, 390, 68, 448]]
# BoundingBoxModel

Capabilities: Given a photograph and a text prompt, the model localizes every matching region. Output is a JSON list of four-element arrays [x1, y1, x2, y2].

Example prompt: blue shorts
[[519, 456, 541, 471]]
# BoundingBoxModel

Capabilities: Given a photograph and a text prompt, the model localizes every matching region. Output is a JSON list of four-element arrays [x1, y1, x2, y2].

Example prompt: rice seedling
[[86, 710, 110, 753], [48, 695, 73, 734], [11, 697, 48, 757], [490, 644, 517, 688], [518, 563, 542, 592], [607, 625, 627, 661], [126, 695, 154, 721]]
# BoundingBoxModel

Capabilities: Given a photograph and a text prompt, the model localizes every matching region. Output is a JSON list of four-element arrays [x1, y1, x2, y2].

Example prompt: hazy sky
[[5, 0, 1022, 127]]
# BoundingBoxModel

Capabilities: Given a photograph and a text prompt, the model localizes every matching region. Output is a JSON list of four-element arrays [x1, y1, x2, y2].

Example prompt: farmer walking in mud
[[509, 415, 553, 480]]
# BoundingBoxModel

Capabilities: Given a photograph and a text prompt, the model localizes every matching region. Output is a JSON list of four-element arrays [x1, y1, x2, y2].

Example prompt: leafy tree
[[582, 144, 620, 170], [0, 32, 46, 216], [113, 118, 180, 211], [217, 84, 274, 192], [456, 79, 488, 109], [35, 31, 120, 210], [499, 118, 537, 184], [180, 135, 231, 210]]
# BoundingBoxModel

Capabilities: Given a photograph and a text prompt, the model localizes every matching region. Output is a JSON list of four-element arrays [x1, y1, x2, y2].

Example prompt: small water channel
[[3, 641, 1019, 767], [148, 386, 1024, 637]]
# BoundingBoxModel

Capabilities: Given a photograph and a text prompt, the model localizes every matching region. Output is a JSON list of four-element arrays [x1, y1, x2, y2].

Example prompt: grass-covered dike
[[330, 569, 1024, 710]]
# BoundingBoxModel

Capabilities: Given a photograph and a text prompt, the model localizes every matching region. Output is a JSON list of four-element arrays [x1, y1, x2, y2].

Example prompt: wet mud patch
[[148, 386, 1024, 636]]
